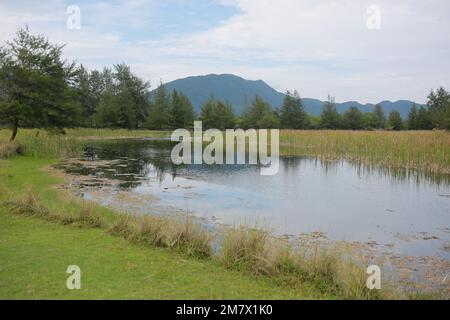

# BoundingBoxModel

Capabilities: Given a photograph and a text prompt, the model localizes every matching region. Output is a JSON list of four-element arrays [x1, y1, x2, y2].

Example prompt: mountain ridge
[[159, 74, 423, 118]]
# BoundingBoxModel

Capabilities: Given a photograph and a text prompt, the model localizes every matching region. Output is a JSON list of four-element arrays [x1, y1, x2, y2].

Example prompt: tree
[[74, 65, 105, 127], [241, 95, 278, 129], [407, 103, 419, 130], [416, 106, 433, 130], [113, 63, 150, 129], [0, 27, 80, 141], [342, 106, 363, 130], [147, 82, 170, 129], [362, 112, 378, 130], [168, 90, 194, 129], [95, 89, 121, 128], [319, 96, 341, 129], [280, 90, 309, 129], [373, 104, 386, 129], [200, 97, 236, 129], [215, 100, 236, 129], [387, 111, 403, 130], [427, 87, 450, 129]]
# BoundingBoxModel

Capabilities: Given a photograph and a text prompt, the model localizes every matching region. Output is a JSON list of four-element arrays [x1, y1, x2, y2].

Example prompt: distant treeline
[[1, 28, 449, 142]]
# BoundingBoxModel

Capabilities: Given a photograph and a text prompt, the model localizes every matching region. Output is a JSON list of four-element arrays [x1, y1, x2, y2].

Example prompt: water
[[56, 139, 450, 260]]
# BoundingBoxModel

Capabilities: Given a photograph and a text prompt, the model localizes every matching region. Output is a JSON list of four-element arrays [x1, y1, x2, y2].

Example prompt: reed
[[280, 130, 450, 174], [1, 128, 448, 174]]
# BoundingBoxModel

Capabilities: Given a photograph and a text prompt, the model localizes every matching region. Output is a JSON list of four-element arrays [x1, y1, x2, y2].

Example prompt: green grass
[[0, 156, 327, 299], [0, 210, 327, 299]]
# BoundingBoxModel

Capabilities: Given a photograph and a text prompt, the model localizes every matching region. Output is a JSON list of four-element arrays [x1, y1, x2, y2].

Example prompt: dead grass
[[77, 204, 106, 228], [221, 226, 394, 299], [3, 188, 104, 229], [0, 142, 24, 159], [108, 214, 212, 258]]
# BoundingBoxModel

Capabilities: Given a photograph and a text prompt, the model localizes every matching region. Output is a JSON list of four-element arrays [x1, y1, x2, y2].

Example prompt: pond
[[56, 139, 450, 261]]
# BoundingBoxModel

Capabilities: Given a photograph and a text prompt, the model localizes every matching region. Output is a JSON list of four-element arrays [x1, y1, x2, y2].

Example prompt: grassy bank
[[0, 157, 328, 299], [0, 157, 400, 299], [1, 128, 449, 174]]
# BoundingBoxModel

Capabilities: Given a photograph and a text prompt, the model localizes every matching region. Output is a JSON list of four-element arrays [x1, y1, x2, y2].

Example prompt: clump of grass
[[0, 142, 25, 159], [129, 215, 165, 246], [221, 227, 268, 271], [4, 188, 104, 228], [77, 204, 105, 228], [6, 187, 50, 217], [221, 225, 390, 299], [108, 214, 139, 239], [108, 214, 212, 258], [163, 216, 212, 258]]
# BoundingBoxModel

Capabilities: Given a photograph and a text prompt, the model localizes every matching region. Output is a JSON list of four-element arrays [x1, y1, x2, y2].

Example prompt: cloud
[[0, 0, 449, 103]]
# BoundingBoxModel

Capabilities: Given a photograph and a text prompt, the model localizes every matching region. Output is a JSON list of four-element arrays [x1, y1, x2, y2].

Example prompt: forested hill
[[163, 74, 285, 114], [161, 74, 422, 117]]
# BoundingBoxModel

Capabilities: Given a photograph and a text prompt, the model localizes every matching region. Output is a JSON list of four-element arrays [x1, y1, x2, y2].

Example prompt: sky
[[1, 0, 449, 104]]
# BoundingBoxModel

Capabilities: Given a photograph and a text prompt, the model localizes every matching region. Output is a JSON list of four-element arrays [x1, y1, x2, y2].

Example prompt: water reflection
[[76, 139, 450, 188], [55, 139, 450, 259]]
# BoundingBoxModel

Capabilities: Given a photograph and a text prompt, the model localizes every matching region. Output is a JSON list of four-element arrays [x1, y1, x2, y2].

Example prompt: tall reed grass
[[0, 128, 170, 159], [1, 128, 448, 174], [280, 130, 450, 174]]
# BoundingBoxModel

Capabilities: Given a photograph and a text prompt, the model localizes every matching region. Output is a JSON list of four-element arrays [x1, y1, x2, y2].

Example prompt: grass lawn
[[0, 157, 326, 299]]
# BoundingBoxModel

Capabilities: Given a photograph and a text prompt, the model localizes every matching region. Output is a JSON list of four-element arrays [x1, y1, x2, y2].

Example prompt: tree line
[[1, 28, 449, 142]]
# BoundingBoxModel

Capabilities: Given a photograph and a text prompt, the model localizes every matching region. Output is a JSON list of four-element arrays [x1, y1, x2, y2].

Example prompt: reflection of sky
[[80, 140, 450, 259], [132, 157, 450, 259]]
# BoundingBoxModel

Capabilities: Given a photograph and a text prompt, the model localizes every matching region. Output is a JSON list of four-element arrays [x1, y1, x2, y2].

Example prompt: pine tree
[[280, 90, 309, 129], [201, 97, 236, 129], [407, 103, 418, 130], [416, 106, 433, 130], [147, 82, 169, 129], [427, 87, 450, 129], [343, 106, 363, 130], [168, 90, 194, 129], [387, 111, 403, 130], [0, 27, 80, 141], [319, 96, 341, 129], [373, 104, 386, 129]]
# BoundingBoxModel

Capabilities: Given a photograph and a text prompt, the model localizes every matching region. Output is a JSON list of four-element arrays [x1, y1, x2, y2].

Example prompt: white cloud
[[1, 0, 449, 103]]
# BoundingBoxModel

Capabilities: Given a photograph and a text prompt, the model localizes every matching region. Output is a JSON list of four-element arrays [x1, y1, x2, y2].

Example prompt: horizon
[[1, 0, 449, 104]]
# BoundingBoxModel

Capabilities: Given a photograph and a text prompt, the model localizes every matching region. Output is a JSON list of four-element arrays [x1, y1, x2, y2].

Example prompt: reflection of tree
[[83, 139, 181, 187], [81, 139, 450, 189]]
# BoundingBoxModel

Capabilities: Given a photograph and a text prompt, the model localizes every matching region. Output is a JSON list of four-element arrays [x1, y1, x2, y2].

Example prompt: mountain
[[160, 74, 422, 118], [163, 73, 285, 113]]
